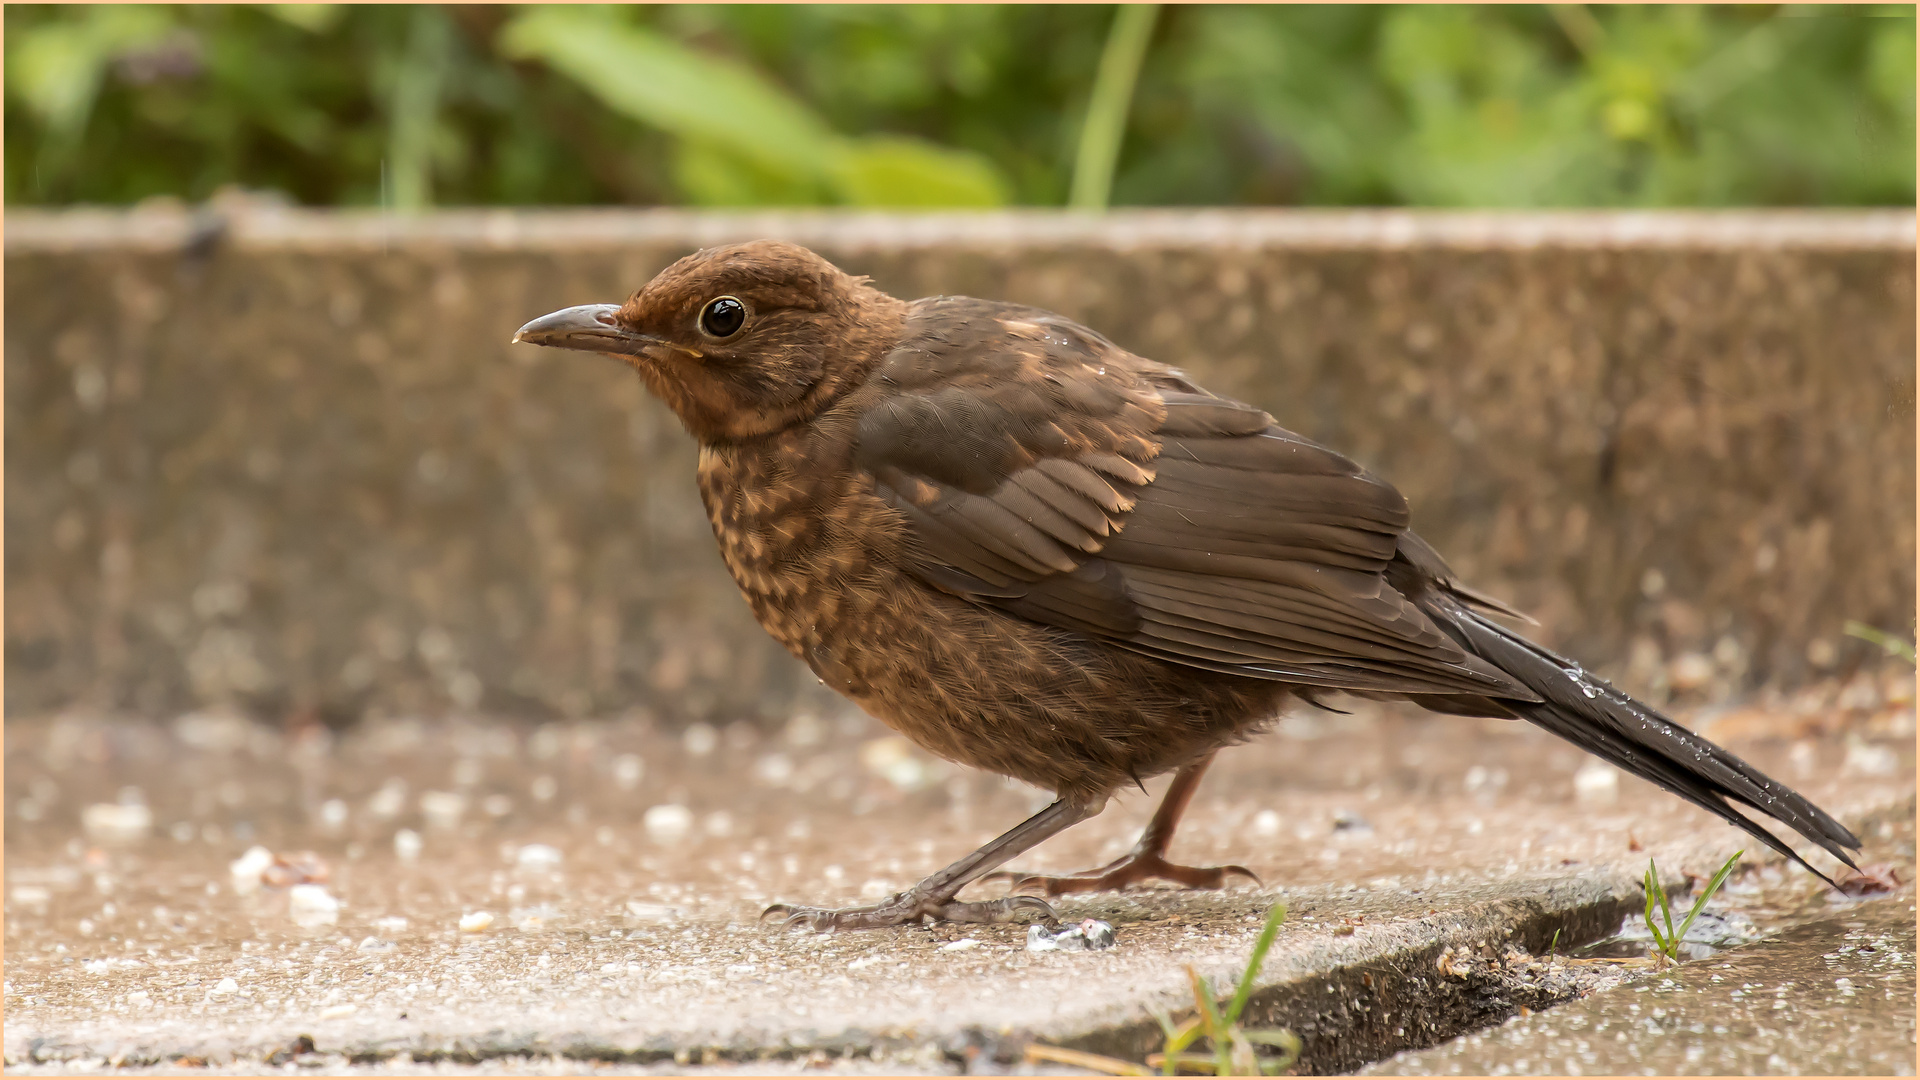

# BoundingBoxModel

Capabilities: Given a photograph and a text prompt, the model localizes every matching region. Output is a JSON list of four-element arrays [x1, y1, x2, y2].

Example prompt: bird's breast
[[695, 437, 903, 687]]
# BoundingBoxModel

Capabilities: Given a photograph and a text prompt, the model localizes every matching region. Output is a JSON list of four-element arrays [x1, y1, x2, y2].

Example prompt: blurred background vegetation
[[6, 3, 1913, 211]]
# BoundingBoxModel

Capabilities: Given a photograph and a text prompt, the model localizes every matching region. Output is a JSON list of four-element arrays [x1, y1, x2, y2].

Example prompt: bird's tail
[[1426, 592, 1862, 885]]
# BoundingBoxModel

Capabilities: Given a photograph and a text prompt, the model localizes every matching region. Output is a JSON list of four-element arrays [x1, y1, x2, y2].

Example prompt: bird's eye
[[698, 296, 747, 339]]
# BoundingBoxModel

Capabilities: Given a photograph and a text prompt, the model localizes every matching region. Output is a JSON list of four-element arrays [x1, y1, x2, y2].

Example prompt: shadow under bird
[[514, 241, 1860, 931]]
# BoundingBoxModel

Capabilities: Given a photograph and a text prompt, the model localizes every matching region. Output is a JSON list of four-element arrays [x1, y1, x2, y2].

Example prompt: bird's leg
[[984, 752, 1258, 896], [763, 796, 1103, 931]]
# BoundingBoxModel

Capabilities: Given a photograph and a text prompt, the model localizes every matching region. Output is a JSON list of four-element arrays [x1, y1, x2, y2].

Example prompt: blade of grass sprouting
[[1246, 1029, 1302, 1074], [1225, 901, 1286, 1026], [1652, 860, 1679, 947], [1022, 1043, 1151, 1076], [1845, 620, 1917, 665], [1644, 860, 1681, 958], [1185, 966, 1228, 1075], [1673, 850, 1743, 947], [1068, 4, 1159, 210], [1158, 1013, 1204, 1076], [1228, 1030, 1258, 1076], [1187, 966, 1224, 1037], [1158, 1028, 1190, 1076], [1642, 861, 1667, 956], [1146, 1051, 1223, 1074], [1241, 1030, 1299, 1048], [387, 5, 452, 210]]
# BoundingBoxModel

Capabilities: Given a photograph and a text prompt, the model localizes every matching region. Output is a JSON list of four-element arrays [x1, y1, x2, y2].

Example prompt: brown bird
[[514, 240, 1859, 931]]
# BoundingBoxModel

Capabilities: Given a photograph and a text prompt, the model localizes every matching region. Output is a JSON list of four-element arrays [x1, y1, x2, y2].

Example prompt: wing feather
[[854, 295, 1535, 701]]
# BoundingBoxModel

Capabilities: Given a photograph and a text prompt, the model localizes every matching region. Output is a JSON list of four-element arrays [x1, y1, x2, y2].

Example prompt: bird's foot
[[984, 851, 1260, 896], [762, 890, 1059, 932]]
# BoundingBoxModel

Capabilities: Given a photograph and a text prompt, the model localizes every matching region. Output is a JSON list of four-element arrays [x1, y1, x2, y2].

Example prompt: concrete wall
[[6, 208, 1913, 727]]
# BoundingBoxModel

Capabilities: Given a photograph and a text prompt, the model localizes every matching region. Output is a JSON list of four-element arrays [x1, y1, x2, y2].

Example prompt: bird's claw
[[761, 891, 1060, 932], [983, 855, 1262, 896]]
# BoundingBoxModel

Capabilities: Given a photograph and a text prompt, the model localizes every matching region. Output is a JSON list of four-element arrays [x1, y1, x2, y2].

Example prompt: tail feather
[[1427, 593, 1862, 884]]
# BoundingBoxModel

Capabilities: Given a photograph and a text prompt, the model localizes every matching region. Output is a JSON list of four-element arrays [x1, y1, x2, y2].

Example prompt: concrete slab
[[1366, 895, 1917, 1076], [4, 699, 1912, 1073]]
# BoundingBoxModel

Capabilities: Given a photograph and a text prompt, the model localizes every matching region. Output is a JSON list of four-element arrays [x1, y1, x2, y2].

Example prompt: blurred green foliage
[[6, 4, 1912, 209]]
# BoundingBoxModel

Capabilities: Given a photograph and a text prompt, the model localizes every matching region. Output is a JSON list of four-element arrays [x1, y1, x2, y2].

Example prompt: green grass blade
[[1672, 850, 1743, 947], [1190, 970, 1223, 1035], [1642, 862, 1671, 956], [1845, 620, 1917, 665], [1159, 1014, 1204, 1076], [1068, 4, 1160, 210], [1159, 1034, 1188, 1074], [1151, 1006, 1178, 1039], [1183, 965, 1226, 1075], [1246, 1029, 1301, 1074], [1650, 858, 1681, 950], [1242, 1029, 1300, 1048], [1225, 902, 1287, 1026], [1228, 1030, 1258, 1076]]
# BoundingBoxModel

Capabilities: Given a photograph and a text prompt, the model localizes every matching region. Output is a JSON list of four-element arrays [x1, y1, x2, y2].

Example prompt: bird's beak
[[512, 303, 664, 355]]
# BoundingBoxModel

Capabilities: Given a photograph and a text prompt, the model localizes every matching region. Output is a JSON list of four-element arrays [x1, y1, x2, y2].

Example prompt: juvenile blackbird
[[515, 240, 1860, 931]]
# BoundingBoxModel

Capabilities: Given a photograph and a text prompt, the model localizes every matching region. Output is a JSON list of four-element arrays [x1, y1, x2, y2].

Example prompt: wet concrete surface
[[1367, 894, 1917, 1076], [3, 696, 1912, 1074]]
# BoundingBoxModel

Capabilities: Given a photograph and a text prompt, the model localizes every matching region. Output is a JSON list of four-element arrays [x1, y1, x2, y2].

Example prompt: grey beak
[[512, 304, 661, 353]]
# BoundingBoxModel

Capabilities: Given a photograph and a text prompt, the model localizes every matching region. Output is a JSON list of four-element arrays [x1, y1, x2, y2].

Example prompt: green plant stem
[[387, 5, 452, 210], [1845, 621, 1917, 665], [1645, 858, 1678, 959], [1547, 5, 1606, 57], [1225, 902, 1287, 1025], [1673, 850, 1744, 946], [1069, 3, 1159, 210], [1642, 850, 1743, 963]]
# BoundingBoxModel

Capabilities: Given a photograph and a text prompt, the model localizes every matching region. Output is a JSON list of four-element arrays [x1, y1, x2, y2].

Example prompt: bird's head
[[514, 240, 903, 443]]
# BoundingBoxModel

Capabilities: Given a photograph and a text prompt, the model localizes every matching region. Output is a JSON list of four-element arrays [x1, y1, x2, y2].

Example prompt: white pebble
[[643, 804, 693, 843], [228, 846, 274, 895], [515, 843, 563, 871], [1252, 809, 1283, 837], [288, 884, 339, 926], [207, 976, 239, 999], [625, 900, 677, 923], [393, 829, 423, 862], [419, 790, 466, 830], [458, 910, 494, 933], [682, 723, 718, 757], [939, 938, 982, 952], [1573, 759, 1619, 804], [1844, 737, 1899, 777], [367, 779, 407, 819], [613, 753, 645, 789], [82, 803, 152, 843]]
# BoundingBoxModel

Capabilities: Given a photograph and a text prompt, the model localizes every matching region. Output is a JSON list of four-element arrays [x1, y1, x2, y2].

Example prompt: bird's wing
[[853, 298, 1532, 700]]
